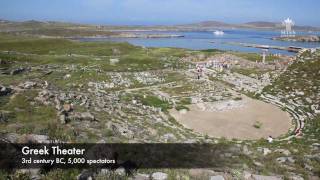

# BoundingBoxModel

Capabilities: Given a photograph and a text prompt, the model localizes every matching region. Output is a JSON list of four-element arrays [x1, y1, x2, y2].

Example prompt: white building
[[281, 18, 296, 37]]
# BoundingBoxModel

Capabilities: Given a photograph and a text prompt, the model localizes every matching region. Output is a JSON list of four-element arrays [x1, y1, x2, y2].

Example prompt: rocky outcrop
[[34, 90, 55, 105], [10, 67, 25, 75], [0, 84, 12, 96], [18, 81, 37, 89]]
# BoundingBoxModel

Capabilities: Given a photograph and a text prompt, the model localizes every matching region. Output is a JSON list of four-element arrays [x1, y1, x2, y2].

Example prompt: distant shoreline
[[33, 33, 185, 39], [272, 35, 320, 42]]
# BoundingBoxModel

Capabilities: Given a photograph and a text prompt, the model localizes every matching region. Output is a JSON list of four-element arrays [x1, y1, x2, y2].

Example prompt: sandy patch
[[170, 96, 292, 140]]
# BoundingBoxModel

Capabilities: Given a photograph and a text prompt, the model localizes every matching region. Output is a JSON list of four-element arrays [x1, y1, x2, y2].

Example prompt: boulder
[[2, 133, 20, 143], [252, 175, 282, 180], [77, 170, 94, 180], [151, 172, 168, 180], [276, 157, 287, 164], [58, 92, 68, 101], [274, 149, 291, 156], [20, 134, 51, 143], [179, 109, 188, 114], [243, 171, 252, 179], [99, 168, 109, 175], [10, 67, 25, 75], [17, 169, 41, 180], [287, 157, 295, 163], [59, 114, 67, 124], [35, 90, 54, 105], [0, 85, 12, 96], [289, 174, 304, 180], [110, 123, 134, 138], [115, 168, 125, 176], [276, 156, 295, 164], [162, 133, 176, 142], [253, 161, 263, 167], [110, 58, 119, 65], [81, 112, 95, 121], [243, 145, 252, 155], [263, 148, 272, 156], [55, 102, 62, 111], [312, 143, 320, 149], [133, 173, 149, 180], [64, 74, 71, 79], [72, 112, 95, 121], [210, 175, 225, 180], [19, 81, 37, 89]]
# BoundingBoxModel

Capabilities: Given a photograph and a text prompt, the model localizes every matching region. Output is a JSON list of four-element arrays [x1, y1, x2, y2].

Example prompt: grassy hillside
[[0, 34, 192, 72], [249, 49, 320, 178], [263, 49, 320, 116]]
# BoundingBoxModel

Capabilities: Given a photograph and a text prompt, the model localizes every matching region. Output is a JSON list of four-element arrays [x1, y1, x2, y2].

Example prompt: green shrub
[[141, 95, 171, 111], [253, 121, 263, 129], [175, 105, 189, 111], [180, 97, 192, 105]]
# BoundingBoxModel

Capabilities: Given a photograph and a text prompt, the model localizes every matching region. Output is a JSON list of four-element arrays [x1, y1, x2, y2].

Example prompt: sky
[[0, 0, 319, 26]]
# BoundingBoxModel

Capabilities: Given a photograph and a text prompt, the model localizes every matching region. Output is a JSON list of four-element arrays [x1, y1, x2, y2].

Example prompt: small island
[[272, 35, 320, 42], [67, 33, 185, 39], [111, 33, 184, 38]]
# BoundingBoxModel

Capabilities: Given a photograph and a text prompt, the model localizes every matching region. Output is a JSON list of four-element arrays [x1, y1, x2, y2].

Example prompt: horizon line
[[1, 17, 319, 28]]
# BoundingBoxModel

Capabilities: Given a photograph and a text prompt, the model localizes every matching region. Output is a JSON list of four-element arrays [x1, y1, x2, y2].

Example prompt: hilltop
[[181, 20, 320, 31], [1, 19, 320, 35], [0, 19, 184, 38]]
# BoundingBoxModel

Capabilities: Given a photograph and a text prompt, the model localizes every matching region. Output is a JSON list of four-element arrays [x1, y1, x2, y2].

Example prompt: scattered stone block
[[252, 175, 282, 180], [210, 175, 225, 180], [152, 172, 168, 180], [10, 67, 25, 75], [0, 85, 12, 96]]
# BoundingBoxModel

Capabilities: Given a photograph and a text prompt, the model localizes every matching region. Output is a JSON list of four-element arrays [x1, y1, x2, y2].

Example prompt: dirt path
[[170, 96, 292, 140]]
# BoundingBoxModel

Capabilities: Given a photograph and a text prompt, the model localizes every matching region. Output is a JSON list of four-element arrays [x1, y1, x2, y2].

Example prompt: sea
[[78, 29, 320, 55]]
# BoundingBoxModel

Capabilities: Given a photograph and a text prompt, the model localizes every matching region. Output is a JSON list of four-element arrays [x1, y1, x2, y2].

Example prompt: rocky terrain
[[0, 31, 319, 179]]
